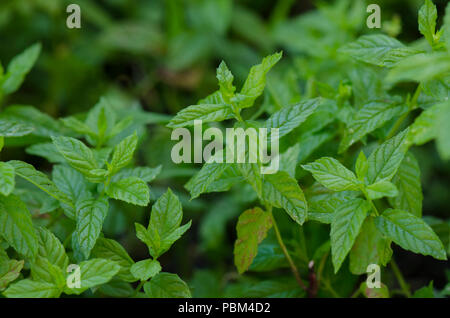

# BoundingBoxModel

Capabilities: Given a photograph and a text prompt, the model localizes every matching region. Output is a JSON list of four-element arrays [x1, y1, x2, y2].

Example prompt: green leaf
[[0, 119, 34, 137], [2, 43, 41, 95], [35, 227, 69, 270], [265, 98, 321, 141], [65, 259, 120, 295], [93, 148, 112, 168], [130, 259, 162, 281], [76, 196, 109, 259], [52, 136, 102, 182], [375, 209, 447, 260], [355, 151, 368, 181], [185, 162, 229, 199], [262, 171, 308, 225], [135, 222, 155, 251], [366, 180, 398, 200], [239, 52, 282, 109], [225, 277, 304, 298], [98, 280, 134, 297], [339, 34, 418, 67], [167, 104, 233, 128], [389, 152, 423, 217], [407, 101, 445, 146], [330, 198, 371, 273], [339, 101, 407, 153], [143, 273, 191, 298], [382, 47, 423, 68], [360, 282, 390, 298], [302, 157, 360, 192], [52, 165, 88, 219], [279, 143, 301, 178], [0, 105, 64, 138], [418, 0, 437, 46], [237, 161, 263, 198], [249, 241, 288, 272], [110, 132, 138, 173], [366, 129, 409, 184], [4, 279, 60, 298], [26, 143, 65, 163], [233, 207, 272, 274], [387, 53, 450, 83], [216, 61, 235, 102], [60, 117, 96, 138], [106, 177, 150, 206], [412, 281, 435, 298], [85, 98, 117, 146], [8, 160, 73, 208], [308, 191, 359, 224], [112, 166, 161, 183], [0, 260, 24, 291], [92, 238, 135, 282], [137, 189, 191, 259], [0, 194, 38, 258], [30, 256, 65, 288], [0, 162, 15, 196], [106, 116, 134, 140], [350, 217, 392, 275]]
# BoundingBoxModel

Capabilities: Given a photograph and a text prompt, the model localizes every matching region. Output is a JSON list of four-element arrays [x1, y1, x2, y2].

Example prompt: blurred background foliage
[[0, 0, 448, 297]]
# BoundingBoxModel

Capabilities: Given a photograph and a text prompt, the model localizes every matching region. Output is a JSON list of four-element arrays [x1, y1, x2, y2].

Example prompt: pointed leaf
[[8, 160, 73, 207], [366, 129, 409, 184], [418, 0, 437, 46], [92, 238, 135, 282], [0, 162, 14, 196], [110, 132, 138, 173], [143, 272, 191, 298], [302, 157, 360, 191], [234, 207, 272, 274], [265, 98, 321, 141], [350, 217, 392, 275], [130, 259, 161, 281], [331, 198, 371, 273], [262, 171, 307, 225], [4, 279, 60, 298], [2, 43, 41, 94], [0, 194, 38, 258], [375, 209, 446, 260], [389, 152, 423, 217], [76, 196, 109, 258], [106, 177, 150, 206]]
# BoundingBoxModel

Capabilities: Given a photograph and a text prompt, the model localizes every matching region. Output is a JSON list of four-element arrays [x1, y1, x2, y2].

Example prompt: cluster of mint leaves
[[166, 0, 449, 298], [0, 0, 449, 299], [0, 44, 191, 298]]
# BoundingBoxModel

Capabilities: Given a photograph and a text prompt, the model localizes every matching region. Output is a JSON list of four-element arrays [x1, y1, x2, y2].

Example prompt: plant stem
[[350, 288, 361, 298], [410, 83, 422, 108], [268, 208, 307, 291], [385, 83, 422, 141], [362, 188, 379, 216], [316, 251, 329, 286], [385, 111, 409, 141], [390, 258, 411, 298], [133, 281, 145, 297]]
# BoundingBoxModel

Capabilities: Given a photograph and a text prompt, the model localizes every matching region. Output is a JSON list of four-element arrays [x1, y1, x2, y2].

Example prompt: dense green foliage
[[0, 0, 449, 298]]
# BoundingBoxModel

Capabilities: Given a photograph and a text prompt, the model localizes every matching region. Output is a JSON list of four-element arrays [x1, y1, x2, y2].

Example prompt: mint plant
[[0, 44, 191, 298], [166, 0, 449, 298], [1, 0, 449, 299]]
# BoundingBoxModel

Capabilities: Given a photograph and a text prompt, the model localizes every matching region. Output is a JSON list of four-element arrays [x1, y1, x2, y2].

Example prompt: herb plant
[[0, 0, 449, 299]]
